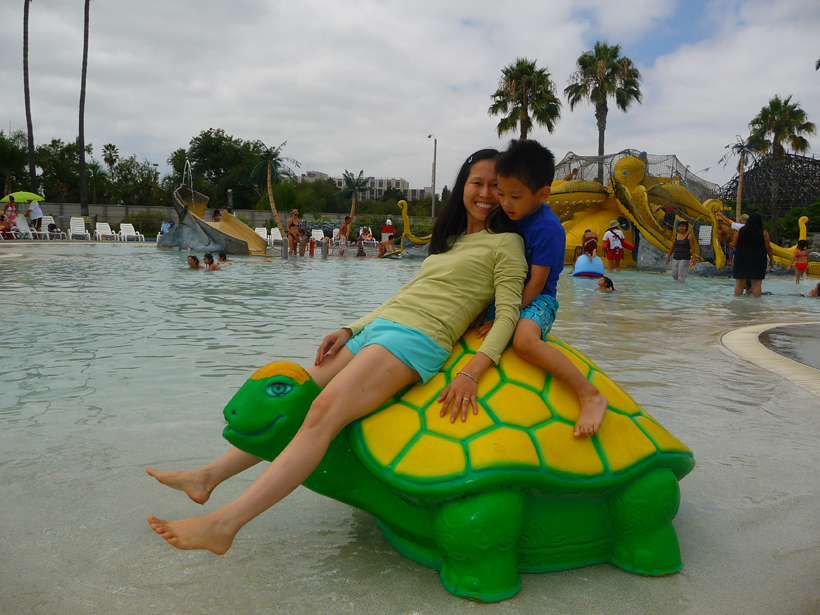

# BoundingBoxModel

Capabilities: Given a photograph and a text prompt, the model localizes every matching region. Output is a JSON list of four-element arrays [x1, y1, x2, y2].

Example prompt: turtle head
[[221, 362, 322, 461]]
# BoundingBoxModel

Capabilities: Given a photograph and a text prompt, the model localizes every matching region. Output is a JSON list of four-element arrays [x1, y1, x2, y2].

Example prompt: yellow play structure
[[550, 151, 816, 276]]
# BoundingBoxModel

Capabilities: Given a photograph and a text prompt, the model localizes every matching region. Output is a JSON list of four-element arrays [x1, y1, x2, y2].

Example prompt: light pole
[[428, 134, 437, 218]]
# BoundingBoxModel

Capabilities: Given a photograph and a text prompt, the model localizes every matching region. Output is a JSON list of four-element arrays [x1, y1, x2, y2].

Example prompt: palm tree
[[488, 58, 562, 140], [77, 0, 91, 216], [564, 41, 642, 182], [335, 170, 370, 219], [747, 94, 816, 243], [23, 0, 37, 193], [101, 143, 119, 171], [250, 141, 299, 238], [718, 136, 759, 221]]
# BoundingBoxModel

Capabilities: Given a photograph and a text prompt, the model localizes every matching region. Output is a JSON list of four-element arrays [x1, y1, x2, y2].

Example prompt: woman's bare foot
[[145, 467, 214, 505], [574, 391, 608, 438], [148, 513, 236, 554]]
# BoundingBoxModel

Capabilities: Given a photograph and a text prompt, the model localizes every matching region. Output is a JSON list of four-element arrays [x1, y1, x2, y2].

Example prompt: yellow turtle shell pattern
[[348, 330, 694, 499]]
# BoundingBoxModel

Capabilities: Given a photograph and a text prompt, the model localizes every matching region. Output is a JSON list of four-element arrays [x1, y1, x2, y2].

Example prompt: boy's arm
[[522, 265, 550, 308]]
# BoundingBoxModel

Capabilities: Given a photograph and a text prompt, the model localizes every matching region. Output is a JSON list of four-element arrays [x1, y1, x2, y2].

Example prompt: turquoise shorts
[[520, 293, 559, 341], [345, 318, 451, 384]]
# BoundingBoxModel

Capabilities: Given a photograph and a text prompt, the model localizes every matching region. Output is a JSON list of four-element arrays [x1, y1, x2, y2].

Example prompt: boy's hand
[[315, 328, 352, 365], [471, 309, 487, 328], [474, 320, 494, 339]]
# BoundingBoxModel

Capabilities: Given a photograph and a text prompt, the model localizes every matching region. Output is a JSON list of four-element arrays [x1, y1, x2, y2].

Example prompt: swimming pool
[[2, 242, 820, 614]]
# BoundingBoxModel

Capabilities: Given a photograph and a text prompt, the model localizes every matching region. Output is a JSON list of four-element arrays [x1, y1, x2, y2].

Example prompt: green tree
[[85, 159, 109, 203], [23, 0, 37, 192], [381, 186, 405, 202], [564, 41, 642, 181], [335, 170, 371, 219], [109, 155, 168, 207], [488, 58, 562, 140], [0, 131, 29, 195], [250, 141, 299, 238], [747, 94, 816, 243], [186, 128, 265, 209], [440, 185, 450, 207], [718, 136, 759, 221], [78, 0, 92, 215], [36, 137, 91, 202], [102, 143, 119, 171]]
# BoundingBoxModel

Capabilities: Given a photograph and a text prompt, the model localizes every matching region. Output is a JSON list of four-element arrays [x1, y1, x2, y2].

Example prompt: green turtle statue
[[223, 330, 694, 602]]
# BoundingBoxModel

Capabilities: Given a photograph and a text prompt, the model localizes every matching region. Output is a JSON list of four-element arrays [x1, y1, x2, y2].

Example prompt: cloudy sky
[[1, 0, 818, 193]]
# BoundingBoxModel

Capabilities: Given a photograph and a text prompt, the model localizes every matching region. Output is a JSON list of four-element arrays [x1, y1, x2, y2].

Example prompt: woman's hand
[[438, 372, 479, 423], [315, 328, 352, 366]]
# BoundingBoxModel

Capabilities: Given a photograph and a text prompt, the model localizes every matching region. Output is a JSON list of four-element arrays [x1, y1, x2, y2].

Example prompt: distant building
[[297, 171, 330, 183], [331, 176, 429, 200]]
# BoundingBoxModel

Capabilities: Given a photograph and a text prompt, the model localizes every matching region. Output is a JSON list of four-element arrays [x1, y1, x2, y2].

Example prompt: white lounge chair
[[118, 223, 144, 242], [311, 229, 325, 242], [269, 227, 284, 247], [254, 227, 269, 244], [14, 216, 37, 240], [68, 217, 91, 240], [94, 222, 118, 241], [40, 215, 66, 239]]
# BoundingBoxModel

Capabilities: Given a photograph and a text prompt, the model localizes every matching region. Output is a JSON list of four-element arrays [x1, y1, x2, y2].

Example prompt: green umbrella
[[1, 191, 44, 202]]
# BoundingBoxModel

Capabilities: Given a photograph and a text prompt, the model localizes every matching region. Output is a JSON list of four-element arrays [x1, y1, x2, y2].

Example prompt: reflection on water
[[760, 324, 820, 371]]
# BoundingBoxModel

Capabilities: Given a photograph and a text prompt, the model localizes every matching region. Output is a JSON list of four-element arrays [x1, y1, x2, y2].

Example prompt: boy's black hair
[[429, 148, 520, 255], [344, 216, 351, 221], [496, 139, 555, 193], [218, 250, 227, 259]]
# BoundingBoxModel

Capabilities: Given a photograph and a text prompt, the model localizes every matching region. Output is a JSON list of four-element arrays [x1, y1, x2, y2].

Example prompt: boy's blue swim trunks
[[485, 293, 559, 341], [520, 293, 559, 341], [345, 318, 451, 384]]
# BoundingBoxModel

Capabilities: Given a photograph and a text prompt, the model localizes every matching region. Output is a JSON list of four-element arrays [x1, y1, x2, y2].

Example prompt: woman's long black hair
[[736, 212, 765, 250], [429, 148, 520, 255]]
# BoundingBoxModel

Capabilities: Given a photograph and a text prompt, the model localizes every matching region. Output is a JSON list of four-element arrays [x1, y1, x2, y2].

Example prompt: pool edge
[[721, 322, 820, 399]]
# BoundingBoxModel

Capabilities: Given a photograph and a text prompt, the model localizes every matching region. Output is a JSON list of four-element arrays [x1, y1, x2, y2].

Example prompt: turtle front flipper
[[608, 468, 683, 575], [432, 490, 525, 602]]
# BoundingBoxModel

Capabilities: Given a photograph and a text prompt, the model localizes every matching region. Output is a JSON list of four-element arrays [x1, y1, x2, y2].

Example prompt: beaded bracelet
[[457, 371, 478, 384]]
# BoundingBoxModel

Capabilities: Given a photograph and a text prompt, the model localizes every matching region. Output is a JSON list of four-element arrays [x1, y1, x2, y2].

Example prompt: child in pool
[[203, 253, 221, 271], [596, 276, 615, 292], [569, 245, 584, 274], [491, 139, 608, 437], [788, 240, 809, 284], [801, 282, 820, 297], [298, 228, 308, 256]]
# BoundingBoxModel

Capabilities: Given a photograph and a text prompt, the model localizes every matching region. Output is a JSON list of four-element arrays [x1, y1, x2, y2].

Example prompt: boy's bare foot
[[146, 466, 213, 505], [148, 513, 235, 554], [574, 391, 608, 438]]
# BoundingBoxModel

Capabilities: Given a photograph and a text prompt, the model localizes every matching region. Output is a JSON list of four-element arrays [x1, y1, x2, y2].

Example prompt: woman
[[147, 149, 527, 554], [187, 255, 204, 270], [730, 212, 773, 298], [287, 209, 300, 256], [665, 220, 696, 283]]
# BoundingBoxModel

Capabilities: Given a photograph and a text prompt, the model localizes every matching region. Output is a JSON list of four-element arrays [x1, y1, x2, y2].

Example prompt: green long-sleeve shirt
[[346, 230, 526, 364]]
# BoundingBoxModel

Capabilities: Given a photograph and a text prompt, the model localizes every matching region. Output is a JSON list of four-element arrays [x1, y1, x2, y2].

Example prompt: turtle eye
[[265, 382, 294, 397], [621, 170, 628, 176]]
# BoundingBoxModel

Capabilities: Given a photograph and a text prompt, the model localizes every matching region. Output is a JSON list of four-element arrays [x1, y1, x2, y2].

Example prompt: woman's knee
[[300, 395, 345, 438]]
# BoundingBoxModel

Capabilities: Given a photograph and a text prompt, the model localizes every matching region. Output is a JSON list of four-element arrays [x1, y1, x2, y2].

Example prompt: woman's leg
[[734, 279, 746, 296], [751, 279, 763, 298], [147, 344, 358, 502], [671, 260, 679, 281], [676, 260, 689, 283], [148, 344, 419, 553]]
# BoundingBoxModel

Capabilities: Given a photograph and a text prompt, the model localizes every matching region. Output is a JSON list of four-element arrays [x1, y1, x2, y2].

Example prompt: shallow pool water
[[2, 242, 820, 615]]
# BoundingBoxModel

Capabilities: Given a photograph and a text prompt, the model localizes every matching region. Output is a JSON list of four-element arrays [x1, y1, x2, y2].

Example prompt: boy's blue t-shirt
[[514, 203, 565, 298]]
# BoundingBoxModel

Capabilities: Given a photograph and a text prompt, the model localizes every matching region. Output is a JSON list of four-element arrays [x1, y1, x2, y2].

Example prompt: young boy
[[337, 216, 352, 255], [494, 139, 608, 437]]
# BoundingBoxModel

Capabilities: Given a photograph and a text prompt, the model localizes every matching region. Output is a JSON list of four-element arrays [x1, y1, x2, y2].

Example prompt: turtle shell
[[348, 330, 694, 500]]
